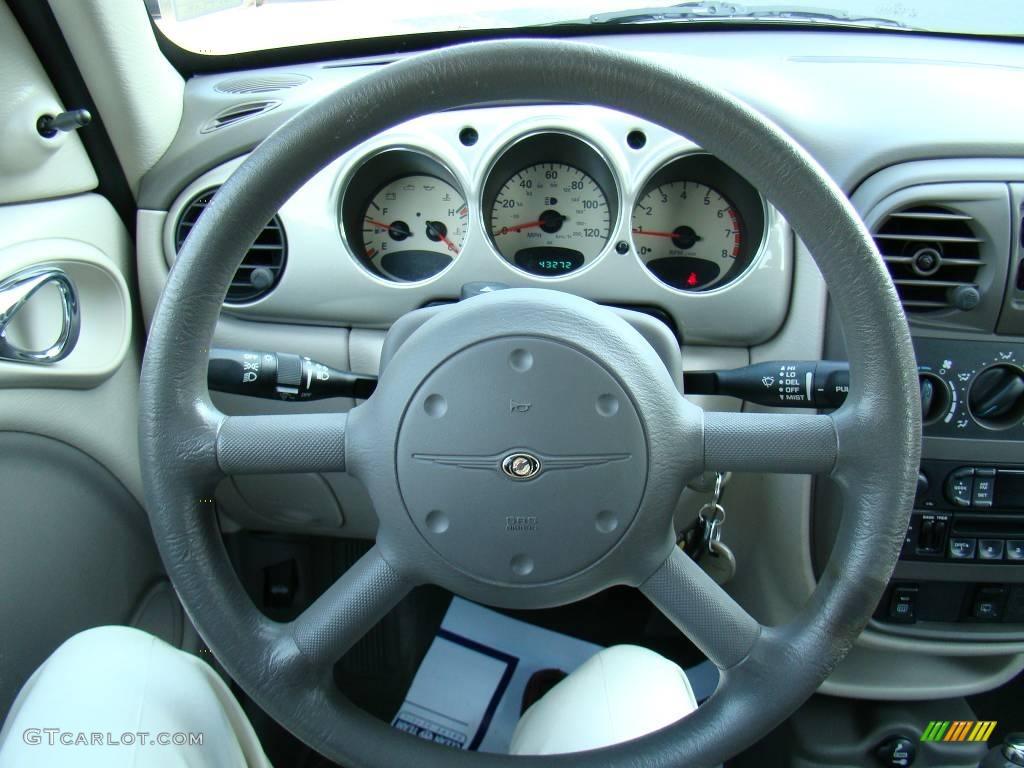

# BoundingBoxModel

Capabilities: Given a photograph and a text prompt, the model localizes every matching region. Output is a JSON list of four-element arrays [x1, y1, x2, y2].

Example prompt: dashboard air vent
[[214, 74, 309, 94], [200, 101, 279, 133], [873, 205, 983, 313], [174, 188, 287, 304]]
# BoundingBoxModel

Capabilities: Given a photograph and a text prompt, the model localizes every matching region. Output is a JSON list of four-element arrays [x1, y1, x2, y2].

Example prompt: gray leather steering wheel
[[140, 40, 920, 767]]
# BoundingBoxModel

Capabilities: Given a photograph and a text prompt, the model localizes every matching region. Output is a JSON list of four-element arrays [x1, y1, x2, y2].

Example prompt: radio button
[[949, 537, 977, 559], [972, 469, 996, 508], [1006, 540, 1024, 560], [945, 468, 974, 507], [978, 539, 1005, 560]]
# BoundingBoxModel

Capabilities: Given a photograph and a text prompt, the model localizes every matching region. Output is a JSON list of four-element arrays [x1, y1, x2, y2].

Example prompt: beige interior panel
[[0, 0, 97, 204]]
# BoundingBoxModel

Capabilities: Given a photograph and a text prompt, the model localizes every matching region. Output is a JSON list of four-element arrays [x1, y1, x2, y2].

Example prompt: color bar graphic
[[921, 721, 997, 742]]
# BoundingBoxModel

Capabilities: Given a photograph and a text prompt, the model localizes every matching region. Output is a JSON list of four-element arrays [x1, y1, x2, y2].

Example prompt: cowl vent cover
[[174, 188, 286, 304], [214, 74, 309, 94], [873, 205, 983, 313]]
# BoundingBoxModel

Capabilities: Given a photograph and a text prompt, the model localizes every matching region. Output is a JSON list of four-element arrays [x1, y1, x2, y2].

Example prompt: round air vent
[[214, 73, 309, 94], [174, 188, 287, 304], [873, 205, 983, 313]]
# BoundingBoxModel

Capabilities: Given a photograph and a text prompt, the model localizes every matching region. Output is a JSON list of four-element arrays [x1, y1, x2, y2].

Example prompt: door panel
[[0, 0, 171, 720]]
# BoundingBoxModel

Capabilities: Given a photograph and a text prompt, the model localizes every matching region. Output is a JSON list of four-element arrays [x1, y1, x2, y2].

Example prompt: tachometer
[[632, 181, 742, 291], [490, 163, 610, 276], [359, 175, 468, 282]]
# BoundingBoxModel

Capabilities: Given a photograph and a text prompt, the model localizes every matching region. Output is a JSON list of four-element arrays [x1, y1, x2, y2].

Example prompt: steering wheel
[[140, 40, 920, 767]]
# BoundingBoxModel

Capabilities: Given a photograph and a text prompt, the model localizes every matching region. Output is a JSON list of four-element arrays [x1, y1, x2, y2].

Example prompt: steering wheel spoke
[[215, 412, 349, 475], [703, 410, 838, 475], [288, 547, 414, 671], [641, 546, 762, 670]]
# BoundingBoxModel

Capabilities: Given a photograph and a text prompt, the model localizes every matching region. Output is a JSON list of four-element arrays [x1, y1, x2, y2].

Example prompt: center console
[[873, 336, 1024, 634], [842, 165, 1024, 643]]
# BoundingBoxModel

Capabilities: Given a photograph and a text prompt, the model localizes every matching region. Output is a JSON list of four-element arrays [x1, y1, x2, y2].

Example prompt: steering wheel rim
[[140, 39, 920, 767]]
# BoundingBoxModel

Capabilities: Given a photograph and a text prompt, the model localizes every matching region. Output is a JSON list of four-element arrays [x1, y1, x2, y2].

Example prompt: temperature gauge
[[358, 174, 468, 282]]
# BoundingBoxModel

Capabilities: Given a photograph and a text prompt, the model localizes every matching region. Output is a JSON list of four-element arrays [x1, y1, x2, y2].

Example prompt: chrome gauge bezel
[[630, 152, 770, 294], [161, 105, 794, 345], [338, 147, 470, 285], [479, 130, 621, 279]]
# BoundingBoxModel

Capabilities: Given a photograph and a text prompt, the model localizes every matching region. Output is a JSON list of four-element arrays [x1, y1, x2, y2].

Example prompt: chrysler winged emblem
[[412, 449, 630, 480]]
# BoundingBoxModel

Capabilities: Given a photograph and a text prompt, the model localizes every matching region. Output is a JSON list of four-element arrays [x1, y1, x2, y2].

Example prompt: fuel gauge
[[341, 151, 469, 283], [360, 175, 468, 282]]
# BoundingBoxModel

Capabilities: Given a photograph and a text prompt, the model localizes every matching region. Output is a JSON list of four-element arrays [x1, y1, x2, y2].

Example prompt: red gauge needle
[[494, 219, 545, 234], [437, 233, 458, 254], [365, 217, 410, 237], [632, 229, 679, 239], [426, 221, 459, 254]]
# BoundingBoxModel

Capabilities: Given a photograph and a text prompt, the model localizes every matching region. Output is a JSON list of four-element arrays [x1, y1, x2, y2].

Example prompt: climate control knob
[[918, 372, 951, 425], [968, 364, 1024, 430]]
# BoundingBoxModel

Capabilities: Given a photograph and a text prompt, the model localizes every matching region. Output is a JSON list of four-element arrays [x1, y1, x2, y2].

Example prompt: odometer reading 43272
[[490, 163, 611, 276]]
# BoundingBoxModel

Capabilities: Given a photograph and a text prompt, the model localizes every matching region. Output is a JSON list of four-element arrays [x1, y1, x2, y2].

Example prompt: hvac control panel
[[914, 337, 1024, 438], [875, 337, 1023, 627]]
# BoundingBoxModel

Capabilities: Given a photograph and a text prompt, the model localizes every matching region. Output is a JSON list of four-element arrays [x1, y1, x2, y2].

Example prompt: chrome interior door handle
[[0, 266, 80, 364]]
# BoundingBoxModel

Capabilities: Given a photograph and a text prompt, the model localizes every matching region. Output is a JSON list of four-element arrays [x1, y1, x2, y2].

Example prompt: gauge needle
[[494, 213, 566, 235], [632, 228, 703, 241], [365, 217, 409, 236], [425, 221, 459, 254], [495, 219, 544, 234]]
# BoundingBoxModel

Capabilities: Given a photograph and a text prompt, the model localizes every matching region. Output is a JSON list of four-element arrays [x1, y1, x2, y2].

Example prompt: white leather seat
[[510, 644, 699, 756], [0, 628, 697, 765], [0, 625, 270, 767]]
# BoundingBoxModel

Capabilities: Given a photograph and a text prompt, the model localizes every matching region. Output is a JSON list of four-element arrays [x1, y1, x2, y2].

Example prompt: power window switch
[[972, 586, 1007, 621], [949, 538, 977, 559], [978, 539, 1005, 561], [888, 586, 918, 623]]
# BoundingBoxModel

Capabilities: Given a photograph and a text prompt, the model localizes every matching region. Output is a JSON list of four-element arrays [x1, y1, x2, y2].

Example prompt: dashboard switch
[[949, 537, 977, 559], [972, 587, 1007, 620], [973, 469, 997, 508], [874, 735, 916, 767], [888, 586, 918, 623], [1007, 540, 1024, 560], [945, 468, 975, 507], [979, 539, 1005, 560]]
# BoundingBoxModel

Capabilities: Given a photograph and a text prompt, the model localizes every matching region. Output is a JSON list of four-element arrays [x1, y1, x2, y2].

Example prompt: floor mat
[[391, 597, 719, 754]]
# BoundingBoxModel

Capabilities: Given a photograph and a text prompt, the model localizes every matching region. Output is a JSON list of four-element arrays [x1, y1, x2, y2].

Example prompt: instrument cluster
[[340, 129, 766, 292]]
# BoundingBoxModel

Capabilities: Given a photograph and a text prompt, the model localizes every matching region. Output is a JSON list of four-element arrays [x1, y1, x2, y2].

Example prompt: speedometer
[[490, 163, 611, 276]]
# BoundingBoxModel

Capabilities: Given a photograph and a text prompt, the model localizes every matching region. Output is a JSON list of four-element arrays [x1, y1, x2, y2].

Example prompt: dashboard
[[135, 28, 1024, 707], [159, 104, 789, 346]]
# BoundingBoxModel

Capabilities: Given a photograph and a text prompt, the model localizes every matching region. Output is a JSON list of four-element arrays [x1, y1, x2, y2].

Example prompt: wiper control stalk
[[685, 360, 849, 408]]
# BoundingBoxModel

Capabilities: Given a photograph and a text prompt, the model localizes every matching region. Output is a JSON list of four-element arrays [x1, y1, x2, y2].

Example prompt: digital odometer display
[[513, 247, 585, 276]]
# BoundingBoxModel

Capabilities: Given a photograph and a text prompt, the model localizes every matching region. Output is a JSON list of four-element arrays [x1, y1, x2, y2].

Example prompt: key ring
[[698, 502, 726, 544], [710, 471, 723, 509]]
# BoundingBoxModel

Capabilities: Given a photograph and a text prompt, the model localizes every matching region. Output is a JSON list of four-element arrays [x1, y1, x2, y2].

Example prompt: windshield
[[149, 0, 1022, 55]]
